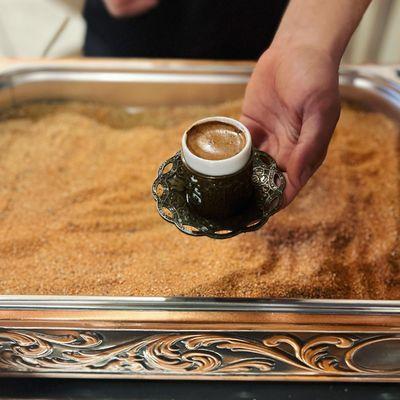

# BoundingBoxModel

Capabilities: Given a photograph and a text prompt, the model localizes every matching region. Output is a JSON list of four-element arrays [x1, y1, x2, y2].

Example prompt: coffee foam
[[186, 121, 246, 160]]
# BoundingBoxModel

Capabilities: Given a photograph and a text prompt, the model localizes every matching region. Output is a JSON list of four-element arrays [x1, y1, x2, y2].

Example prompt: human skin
[[103, 0, 158, 17], [241, 0, 372, 206], [102, 0, 371, 205]]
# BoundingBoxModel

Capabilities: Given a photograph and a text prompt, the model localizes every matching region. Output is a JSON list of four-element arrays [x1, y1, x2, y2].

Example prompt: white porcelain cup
[[181, 116, 252, 177], [180, 116, 254, 219]]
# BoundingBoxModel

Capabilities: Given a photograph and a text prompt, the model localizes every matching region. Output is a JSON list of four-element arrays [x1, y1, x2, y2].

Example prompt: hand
[[241, 45, 341, 206], [103, 0, 158, 18]]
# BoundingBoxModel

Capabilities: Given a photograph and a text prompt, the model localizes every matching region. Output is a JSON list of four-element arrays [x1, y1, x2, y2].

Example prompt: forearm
[[272, 0, 371, 64]]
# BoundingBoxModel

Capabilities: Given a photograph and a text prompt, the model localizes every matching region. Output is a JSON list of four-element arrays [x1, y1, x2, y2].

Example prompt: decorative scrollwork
[[0, 330, 399, 377]]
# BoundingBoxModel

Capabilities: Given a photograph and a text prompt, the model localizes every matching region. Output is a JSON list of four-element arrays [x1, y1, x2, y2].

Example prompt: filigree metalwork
[[152, 149, 285, 239], [0, 330, 399, 377]]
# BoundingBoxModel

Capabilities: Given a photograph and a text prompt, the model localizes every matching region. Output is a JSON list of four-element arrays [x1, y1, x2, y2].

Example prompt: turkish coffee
[[186, 121, 246, 160]]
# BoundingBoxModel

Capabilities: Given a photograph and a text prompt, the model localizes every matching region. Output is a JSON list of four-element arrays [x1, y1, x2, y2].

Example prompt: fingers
[[104, 0, 158, 18], [242, 114, 294, 209], [242, 91, 340, 209], [283, 100, 340, 206], [281, 172, 299, 208], [241, 113, 298, 208], [240, 113, 283, 168]]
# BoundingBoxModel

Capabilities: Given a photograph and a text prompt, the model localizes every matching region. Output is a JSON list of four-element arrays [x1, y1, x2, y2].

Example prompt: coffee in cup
[[186, 121, 247, 161]]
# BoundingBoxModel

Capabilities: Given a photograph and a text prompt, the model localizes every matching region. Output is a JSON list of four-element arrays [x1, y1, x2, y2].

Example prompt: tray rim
[[0, 295, 399, 314]]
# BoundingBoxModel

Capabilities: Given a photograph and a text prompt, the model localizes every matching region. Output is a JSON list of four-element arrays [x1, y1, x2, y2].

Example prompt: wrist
[[267, 37, 341, 70], [269, 0, 371, 68], [270, 32, 343, 68]]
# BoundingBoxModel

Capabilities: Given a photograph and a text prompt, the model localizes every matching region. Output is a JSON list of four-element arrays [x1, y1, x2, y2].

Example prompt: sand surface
[[0, 100, 398, 299]]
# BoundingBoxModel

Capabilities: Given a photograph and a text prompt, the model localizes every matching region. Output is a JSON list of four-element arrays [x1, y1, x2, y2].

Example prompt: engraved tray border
[[0, 61, 399, 381]]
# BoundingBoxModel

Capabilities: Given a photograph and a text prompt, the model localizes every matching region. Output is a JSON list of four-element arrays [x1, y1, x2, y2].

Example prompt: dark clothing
[[83, 0, 288, 60]]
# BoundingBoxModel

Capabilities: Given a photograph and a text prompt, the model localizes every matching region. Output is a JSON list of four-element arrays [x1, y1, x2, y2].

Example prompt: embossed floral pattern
[[0, 330, 399, 377]]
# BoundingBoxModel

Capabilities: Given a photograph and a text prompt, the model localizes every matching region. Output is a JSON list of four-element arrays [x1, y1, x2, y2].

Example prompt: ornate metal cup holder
[[152, 149, 285, 239]]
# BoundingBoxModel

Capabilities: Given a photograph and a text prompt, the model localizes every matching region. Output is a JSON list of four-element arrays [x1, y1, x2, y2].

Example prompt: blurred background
[[0, 0, 399, 63]]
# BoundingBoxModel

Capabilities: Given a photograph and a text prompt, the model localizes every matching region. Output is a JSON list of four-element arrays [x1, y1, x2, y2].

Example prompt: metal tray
[[0, 61, 399, 382]]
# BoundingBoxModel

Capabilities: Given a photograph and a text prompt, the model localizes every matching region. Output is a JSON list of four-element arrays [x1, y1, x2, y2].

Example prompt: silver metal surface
[[339, 68, 400, 122], [4, 63, 251, 107], [0, 61, 399, 381], [2, 295, 400, 314]]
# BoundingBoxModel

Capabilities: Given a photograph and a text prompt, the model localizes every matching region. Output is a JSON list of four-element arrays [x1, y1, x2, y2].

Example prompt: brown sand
[[0, 100, 399, 299]]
